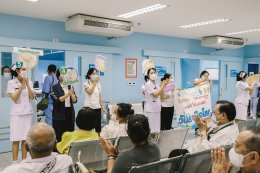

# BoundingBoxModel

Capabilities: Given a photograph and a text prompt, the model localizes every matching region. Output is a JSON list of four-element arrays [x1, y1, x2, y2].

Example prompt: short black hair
[[200, 71, 209, 78], [161, 73, 171, 81], [236, 71, 248, 81], [116, 103, 134, 119], [85, 68, 97, 79], [76, 107, 96, 130], [216, 100, 236, 121], [47, 64, 57, 73], [244, 127, 260, 154], [144, 68, 156, 82], [127, 114, 150, 144]]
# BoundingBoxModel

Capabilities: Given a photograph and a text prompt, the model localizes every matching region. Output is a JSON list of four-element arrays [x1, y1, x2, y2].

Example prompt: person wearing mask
[[2, 123, 73, 173], [188, 100, 239, 154], [84, 68, 106, 134], [1, 66, 12, 97], [7, 63, 35, 162], [143, 68, 169, 133], [57, 107, 99, 154], [211, 127, 260, 173], [99, 114, 160, 173], [100, 103, 134, 139], [194, 70, 212, 87], [234, 71, 255, 123], [160, 73, 175, 130], [51, 68, 77, 142], [42, 64, 58, 126]]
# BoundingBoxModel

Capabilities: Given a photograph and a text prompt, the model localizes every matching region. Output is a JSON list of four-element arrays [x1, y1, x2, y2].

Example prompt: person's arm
[[147, 80, 168, 98], [99, 137, 118, 173], [26, 79, 35, 100], [85, 79, 99, 95], [9, 79, 26, 102], [245, 81, 256, 92], [51, 85, 71, 103]]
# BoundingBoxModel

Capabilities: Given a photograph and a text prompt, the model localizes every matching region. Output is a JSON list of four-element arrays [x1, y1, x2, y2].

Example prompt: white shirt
[[144, 80, 161, 113], [235, 81, 250, 105], [60, 84, 71, 107], [84, 80, 101, 109], [100, 120, 127, 139], [1, 152, 73, 173], [7, 78, 33, 116], [187, 122, 239, 154]]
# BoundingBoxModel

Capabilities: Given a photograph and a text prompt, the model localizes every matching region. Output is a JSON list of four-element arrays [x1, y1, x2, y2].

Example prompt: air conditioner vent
[[66, 14, 134, 37], [84, 20, 109, 28], [201, 35, 245, 49], [109, 23, 132, 31]]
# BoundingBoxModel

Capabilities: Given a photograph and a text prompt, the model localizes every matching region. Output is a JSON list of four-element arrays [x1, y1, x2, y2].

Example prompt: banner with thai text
[[174, 84, 212, 129]]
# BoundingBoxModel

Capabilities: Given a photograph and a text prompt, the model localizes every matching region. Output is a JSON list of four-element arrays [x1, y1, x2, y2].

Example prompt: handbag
[[37, 75, 54, 111]]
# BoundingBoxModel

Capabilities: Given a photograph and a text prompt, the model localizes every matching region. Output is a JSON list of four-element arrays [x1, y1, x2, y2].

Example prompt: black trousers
[[93, 108, 102, 132], [161, 106, 174, 130], [53, 107, 75, 142]]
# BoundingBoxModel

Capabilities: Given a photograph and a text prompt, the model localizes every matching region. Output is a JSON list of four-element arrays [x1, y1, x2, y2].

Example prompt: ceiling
[[1, 0, 260, 45]]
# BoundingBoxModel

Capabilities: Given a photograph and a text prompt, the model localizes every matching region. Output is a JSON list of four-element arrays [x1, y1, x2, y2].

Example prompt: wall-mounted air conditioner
[[65, 14, 134, 38], [201, 35, 245, 49]]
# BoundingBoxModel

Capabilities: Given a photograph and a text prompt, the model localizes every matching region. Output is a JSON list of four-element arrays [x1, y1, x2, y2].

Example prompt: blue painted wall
[[0, 13, 248, 103], [181, 59, 200, 88]]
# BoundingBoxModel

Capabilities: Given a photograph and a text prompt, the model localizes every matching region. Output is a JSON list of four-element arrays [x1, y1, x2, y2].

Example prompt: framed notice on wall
[[125, 58, 137, 78]]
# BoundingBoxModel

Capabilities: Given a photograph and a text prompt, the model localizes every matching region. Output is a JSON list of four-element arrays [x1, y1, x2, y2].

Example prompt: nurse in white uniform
[[7, 63, 35, 162], [143, 68, 168, 133], [234, 71, 255, 123]]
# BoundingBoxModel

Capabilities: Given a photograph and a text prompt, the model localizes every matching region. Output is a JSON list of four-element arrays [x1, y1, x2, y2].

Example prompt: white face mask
[[3, 72, 11, 79], [19, 70, 27, 78], [150, 74, 157, 81], [228, 148, 245, 168], [90, 74, 98, 81]]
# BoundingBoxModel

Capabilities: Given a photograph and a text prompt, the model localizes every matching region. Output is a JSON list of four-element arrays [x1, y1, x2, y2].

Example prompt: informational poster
[[155, 66, 166, 76], [125, 58, 137, 78], [230, 70, 237, 77], [174, 84, 212, 129], [95, 55, 106, 72], [142, 59, 154, 75]]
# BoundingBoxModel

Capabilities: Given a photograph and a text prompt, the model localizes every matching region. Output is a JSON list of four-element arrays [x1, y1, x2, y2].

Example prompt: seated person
[[2, 123, 73, 173], [57, 107, 99, 154], [100, 114, 160, 173], [100, 103, 134, 139], [211, 127, 260, 173], [188, 100, 239, 153]]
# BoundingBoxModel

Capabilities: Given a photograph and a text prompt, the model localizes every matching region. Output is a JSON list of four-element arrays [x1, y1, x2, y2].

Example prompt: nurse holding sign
[[7, 48, 41, 162], [7, 61, 35, 162]]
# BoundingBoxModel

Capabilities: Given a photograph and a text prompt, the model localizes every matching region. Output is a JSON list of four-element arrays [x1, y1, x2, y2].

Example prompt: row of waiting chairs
[[68, 148, 215, 173]]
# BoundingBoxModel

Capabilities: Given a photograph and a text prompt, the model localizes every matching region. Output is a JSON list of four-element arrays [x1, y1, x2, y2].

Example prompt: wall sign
[[125, 58, 137, 78]]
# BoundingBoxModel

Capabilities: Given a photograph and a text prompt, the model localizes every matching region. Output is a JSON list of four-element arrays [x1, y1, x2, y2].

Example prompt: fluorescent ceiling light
[[226, 28, 260, 36], [118, 4, 168, 18], [26, 0, 39, 2], [180, 19, 231, 29]]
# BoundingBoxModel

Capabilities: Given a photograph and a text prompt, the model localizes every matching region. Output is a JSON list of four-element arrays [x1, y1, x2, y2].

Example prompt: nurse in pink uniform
[[143, 68, 169, 132], [7, 63, 35, 162]]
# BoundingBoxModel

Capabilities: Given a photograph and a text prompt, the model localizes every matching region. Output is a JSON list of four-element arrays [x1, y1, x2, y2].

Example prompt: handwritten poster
[[174, 84, 212, 129]]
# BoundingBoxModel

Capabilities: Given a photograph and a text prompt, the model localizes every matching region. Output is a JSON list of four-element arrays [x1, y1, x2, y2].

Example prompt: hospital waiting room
[[0, 0, 260, 173]]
